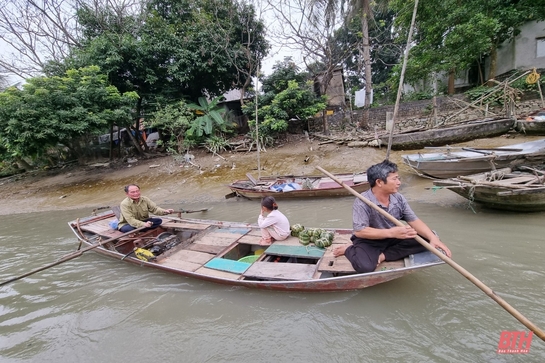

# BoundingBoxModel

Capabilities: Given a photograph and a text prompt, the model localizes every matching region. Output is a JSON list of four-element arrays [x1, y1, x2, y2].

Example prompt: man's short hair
[[124, 184, 140, 193], [367, 160, 398, 187]]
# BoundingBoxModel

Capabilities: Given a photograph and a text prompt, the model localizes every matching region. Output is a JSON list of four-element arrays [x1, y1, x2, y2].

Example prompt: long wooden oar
[[171, 208, 210, 214], [316, 166, 545, 341], [0, 226, 146, 287]]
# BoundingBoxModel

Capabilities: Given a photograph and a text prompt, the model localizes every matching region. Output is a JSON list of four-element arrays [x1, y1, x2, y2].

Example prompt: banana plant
[[186, 96, 229, 137]]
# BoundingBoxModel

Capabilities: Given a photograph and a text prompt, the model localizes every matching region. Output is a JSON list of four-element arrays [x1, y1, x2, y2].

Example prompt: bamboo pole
[[385, 0, 419, 160], [316, 165, 545, 341], [0, 226, 147, 286]]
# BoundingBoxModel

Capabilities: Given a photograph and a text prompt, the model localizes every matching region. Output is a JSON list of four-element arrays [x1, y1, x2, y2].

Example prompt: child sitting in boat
[[257, 196, 290, 246]]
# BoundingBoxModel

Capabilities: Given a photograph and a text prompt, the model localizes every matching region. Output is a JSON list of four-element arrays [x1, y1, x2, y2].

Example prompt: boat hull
[[228, 172, 369, 199], [402, 139, 545, 179], [381, 118, 514, 150], [515, 120, 545, 135], [445, 186, 545, 212], [433, 168, 545, 212], [68, 213, 444, 292]]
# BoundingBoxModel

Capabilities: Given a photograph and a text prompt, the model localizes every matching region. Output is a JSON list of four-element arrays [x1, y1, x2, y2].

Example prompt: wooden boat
[[515, 109, 545, 135], [432, 167, 545, 212], [68, 211, 444, 292], [227, 172, 369, 199], [379, 118, 514, 150], [402, 138, 545, 179]]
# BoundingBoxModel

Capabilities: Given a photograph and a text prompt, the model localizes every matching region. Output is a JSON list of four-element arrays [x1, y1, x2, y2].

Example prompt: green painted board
[[264, 244, 325, 259], [204, 258, 250, 274]]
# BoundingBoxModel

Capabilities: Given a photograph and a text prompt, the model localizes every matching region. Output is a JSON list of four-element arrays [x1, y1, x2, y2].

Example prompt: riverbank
[[0, 132, 540, 216]]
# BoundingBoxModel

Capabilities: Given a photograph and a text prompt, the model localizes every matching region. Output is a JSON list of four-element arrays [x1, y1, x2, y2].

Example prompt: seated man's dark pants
[[119, 218, 163, 233], [345, 235, 427, 273]]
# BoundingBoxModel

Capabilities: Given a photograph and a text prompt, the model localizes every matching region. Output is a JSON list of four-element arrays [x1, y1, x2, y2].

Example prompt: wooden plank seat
[[78, 218, 124, 239], [227, 228, 261, 245], [157, 249, 214, 269], [193, 228, 251, 248], [160, 221, 211, 230], [194, 266, 243, 280], [243, 262, 317, 281], [187, 243, 226, 254], [318, 247, 406, 273], [318, 251, 355, 273], [491, 176, 538, 185]]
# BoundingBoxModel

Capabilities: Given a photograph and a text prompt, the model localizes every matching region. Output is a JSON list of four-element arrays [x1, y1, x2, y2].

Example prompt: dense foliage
[[389, 0, 545, 94], [0, 66, 138, 166], [243, 61, 326, 143]]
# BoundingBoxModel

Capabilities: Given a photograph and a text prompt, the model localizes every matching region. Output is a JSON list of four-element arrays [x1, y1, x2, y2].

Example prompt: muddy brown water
[[1, 190, 544, 362], [1, 136, 545, 362]]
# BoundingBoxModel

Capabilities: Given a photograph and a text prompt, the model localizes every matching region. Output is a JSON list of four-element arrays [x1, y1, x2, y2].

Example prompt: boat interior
[[71, 212, 425, 282]]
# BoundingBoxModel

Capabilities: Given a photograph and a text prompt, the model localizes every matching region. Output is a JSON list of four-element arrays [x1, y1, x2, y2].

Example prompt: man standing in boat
[[333, 160, 451, 273], [117, 184, 174, 232]]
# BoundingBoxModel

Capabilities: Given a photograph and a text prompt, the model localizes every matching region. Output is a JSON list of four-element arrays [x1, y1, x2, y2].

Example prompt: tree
[[243, 63, 327, 143], [267, 0, 358, 133], [261, 58, 308, 94], [48, 0, 268, 146], [334, 9, 400, 103], [0, 66, 138, 165], [203, 0, 270, 106], [147, 101, 194, 154], [389, 0, 545, 93], [0, 0, 92, 78]]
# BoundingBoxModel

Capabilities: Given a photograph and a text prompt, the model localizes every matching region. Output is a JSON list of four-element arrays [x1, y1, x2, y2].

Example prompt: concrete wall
[[309, 95, 544, 134], [494, 21, 545, 76]]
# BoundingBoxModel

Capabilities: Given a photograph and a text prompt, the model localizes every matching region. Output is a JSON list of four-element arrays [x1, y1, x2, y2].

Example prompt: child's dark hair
[[261, 196, 278, 210]]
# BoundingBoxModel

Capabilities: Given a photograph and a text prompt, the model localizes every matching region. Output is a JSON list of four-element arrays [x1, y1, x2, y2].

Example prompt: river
[[0, 178, 544, 362]]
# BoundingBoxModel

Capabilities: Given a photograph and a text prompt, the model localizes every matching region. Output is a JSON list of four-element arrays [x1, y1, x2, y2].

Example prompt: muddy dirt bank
[[0, 133, 538, 216]]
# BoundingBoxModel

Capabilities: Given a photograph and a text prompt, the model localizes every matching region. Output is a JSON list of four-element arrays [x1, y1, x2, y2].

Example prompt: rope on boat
[[75, 218, 88, 250], [406, 163, 437, 180]]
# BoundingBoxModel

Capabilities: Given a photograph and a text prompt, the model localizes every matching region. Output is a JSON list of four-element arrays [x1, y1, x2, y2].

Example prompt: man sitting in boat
[[257, 196, 290, 246], [333, 160, 451, 273], [117, 184, 174, 232]]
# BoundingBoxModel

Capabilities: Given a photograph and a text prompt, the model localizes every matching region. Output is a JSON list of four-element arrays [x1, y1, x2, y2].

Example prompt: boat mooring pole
[[317, 166, 545, 341], [385, 0, 419, 160]]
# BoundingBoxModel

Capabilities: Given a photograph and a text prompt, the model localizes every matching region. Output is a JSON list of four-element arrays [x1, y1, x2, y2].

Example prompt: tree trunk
[[487, 43, 498, 87], [361, 0, 372, 130], [320, 70, 334, 135], [127, 127, 145, 155], [448, 68, 455, 95], [322, 110, 329, 135]]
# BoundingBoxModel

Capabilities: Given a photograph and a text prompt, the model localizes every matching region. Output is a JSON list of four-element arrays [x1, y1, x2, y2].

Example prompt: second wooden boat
[[433, 167, 545, 212], [227, 172, 369, 199], [380, 118, 514, 150], [515, 109, 545, 135], [402, 138, 545, 179]]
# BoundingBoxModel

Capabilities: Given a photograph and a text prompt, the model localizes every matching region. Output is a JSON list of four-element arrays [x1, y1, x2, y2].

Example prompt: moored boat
[[380, 118, 514, 150], [227, 172, 369, 199], [432, 167, 545, 212], [67, 211, 444, 292], [402, 138, 545, 179], [515, 109, 545, 135]]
